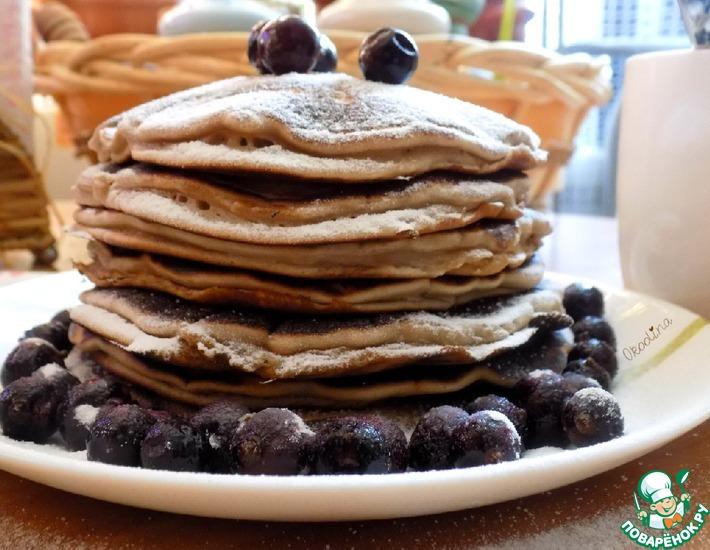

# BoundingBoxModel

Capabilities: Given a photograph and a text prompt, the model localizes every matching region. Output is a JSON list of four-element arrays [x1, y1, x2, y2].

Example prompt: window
[[526, 0, 690, 215]]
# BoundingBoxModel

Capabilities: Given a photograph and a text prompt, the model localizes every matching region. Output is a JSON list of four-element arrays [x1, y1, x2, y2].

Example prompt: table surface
[[0, 204, 707, 550]]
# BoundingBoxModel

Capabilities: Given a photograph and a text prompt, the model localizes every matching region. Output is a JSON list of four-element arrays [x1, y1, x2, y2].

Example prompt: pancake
[[78, 241, 545, 313], [73, 208, 550, 279], [69, 287, 571, 378], [70, 326, 570, 408], [74, 163, 528, 245], [89, 73, 546, 181]]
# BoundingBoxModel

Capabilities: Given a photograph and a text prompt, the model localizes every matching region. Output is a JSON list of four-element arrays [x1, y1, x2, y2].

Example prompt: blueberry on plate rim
[[1, 337, 64, 386], [191, 399, 249, 473], [87, 404, 156, 467], [562, 387, 624, 447], [572, 316, 617, 349], [230, 408, 314, 476], [34, 363, 79, 397], [466, 394, 527, 440], [408, 405, 469, 471], [141, 421, 203, 472], [563, 283, 605, 322], [452, 411, 522, 468], [514, 370, 574, 448], [23, 317, 71, 351], [58, 377, 125, 451], [0, 375, 66, 443], [62, 403, 102, 452], [561, 371, 602, 395], [569, 338, 618, 378], [312, 415, 407, 475], [564, 357, 612, 390]]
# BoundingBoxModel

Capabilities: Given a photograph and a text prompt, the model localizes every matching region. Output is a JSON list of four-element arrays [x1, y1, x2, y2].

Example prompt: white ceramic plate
[[0, 272, 708, 522]]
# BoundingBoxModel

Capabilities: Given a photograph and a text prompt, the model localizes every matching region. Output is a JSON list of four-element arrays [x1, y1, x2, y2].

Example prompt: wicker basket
[[34, 31, 612, 202], [0, 121, 56, 265]]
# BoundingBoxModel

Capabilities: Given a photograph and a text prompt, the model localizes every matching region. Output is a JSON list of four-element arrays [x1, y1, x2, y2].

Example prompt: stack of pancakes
[[68, 73, 571, 408]]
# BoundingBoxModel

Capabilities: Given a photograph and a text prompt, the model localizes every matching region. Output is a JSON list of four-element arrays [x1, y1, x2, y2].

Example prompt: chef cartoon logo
[[635, 470, 690, 530], [620, 468, 708, 548]]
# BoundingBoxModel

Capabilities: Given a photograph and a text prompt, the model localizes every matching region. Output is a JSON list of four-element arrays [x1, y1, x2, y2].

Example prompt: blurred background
[[526, 0, 689, 216], [0, 0, 695, 268]]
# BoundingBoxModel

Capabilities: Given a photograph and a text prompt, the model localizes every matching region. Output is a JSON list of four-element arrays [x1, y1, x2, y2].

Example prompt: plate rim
[[0, 271, 708, 521]]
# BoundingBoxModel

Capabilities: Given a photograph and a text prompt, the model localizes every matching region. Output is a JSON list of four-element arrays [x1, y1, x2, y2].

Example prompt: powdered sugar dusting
[[93, 186, 506, 245], [575, 387, 615, 402], [76, 160, 526, 225], [478, 510, 625, 550], [64, 348, 95, 383], [569, 387, 622, 419], [528, 369, 552, 379], [483, 409, 520, 438], [73, 404, 99, 428], [78, 308, 538, 378], [91, 73, 545, 179], [73, 205, 548, 279], [291, 413, 315, 437], [37, 363, 65, 380], [71, 304, 182, 358]]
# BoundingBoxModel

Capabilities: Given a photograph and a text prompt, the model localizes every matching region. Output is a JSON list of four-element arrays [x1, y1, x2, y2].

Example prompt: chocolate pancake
[[73, 208, 550, 279], [70, 326, 570, 408], [78, 241, 545, 313], [68, 287, 571, 379], [74, 163, 528, 245], [89, 73, 546, 181]]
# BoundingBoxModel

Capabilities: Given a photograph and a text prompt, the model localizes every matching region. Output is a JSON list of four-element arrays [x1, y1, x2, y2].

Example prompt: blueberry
[[190, 400, 248, 473], [230, 408, 314, 475], [247, 19, 271, 74], [0, 376, 63, 443], [312, 415, 407, 475], [563, 283, 604, 322], [561, 371, 602, 395], [58, 377, 124, 451], [23, 322, 70, 350], [562, 388, 624, 447], [2, 338, 64, 386], [564, 358, 611, 390], [572, 317, 616, 349], [33, 363, 79, 397], [248, 19, 268, 65], [258, 16, 320, 75], [515, 370, 572, 447], [466, 395, 527, 440], [313, 34, 338, 73], [63, 377, 122, 410], [87, 404, 156, 466], [511, 369, 561, 404], [408, 406, 469, 471], [141, 421, 203, 472], [51, 309, 72, 330], [452, 411, 522, 467], [63, 404, 101, 451], [359, 28, 419, 84], [569, 338, 618, 378]]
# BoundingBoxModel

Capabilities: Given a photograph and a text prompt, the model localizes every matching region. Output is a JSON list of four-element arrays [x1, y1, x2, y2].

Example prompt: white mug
[[617, 47, 710, 319]]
